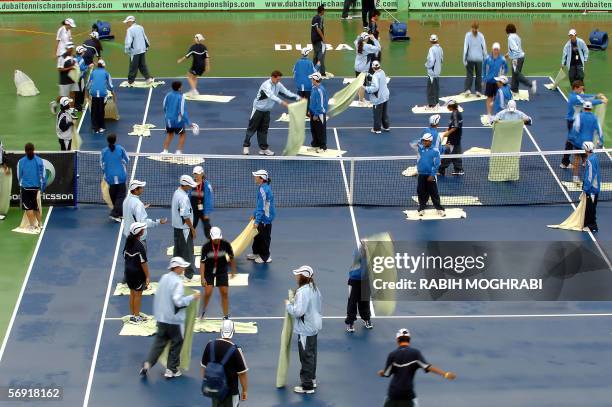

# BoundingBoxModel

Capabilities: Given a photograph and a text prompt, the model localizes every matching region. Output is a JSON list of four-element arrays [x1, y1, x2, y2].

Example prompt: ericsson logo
[[42, 159, 56, 187]]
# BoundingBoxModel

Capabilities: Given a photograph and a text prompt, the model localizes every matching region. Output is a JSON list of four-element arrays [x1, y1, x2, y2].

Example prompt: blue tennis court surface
[[0, 76, 611, 407]]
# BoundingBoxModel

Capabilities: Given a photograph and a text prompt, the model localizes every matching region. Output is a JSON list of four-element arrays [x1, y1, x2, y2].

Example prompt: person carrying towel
[[493, 75, 512, 115]]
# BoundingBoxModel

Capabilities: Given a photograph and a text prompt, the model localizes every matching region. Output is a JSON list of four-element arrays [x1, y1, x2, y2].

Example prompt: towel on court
[[547, 193, 587, 231], [167, 246, 201, 256], [183, 273, 249, 287], [12, 226, 40, 234], [185, 94, 235, 103], [480, 115, 493, 127], [298, 146, 346, 157], [411, 105, 464, 114], [104, 95, 120, 120], [13, 191, 42, 234], [71, 125, 82, 150], [411, 195, 482, 206], [343, 77, 390, 85], [113, 282, 158, 296], [488, 120, 524, 182], [101, 178, 113, 209], [403, 208, 467, 220], [402, 166, 418, 177], [544, 67, 567, 90], [363, 232, 396, 316], [67, 64, 81, 84], [158, 291, 199, 371], [232, 220, 258, 257], [348, 100, 373, 108], [276, 289, 294, 388], [328, 72, 367, 118], [282, 99, 308, 156], [440, 90, 528, 104], [146, 154, 205, 165], [194, 319, 258, 334], [562, 180, 612, 192], [276, 112, 308, 122], [512, 90, 530, 101], [119, 313, 158, 336], [14, 70, 39, 96], [0, 168, 12, 215], [464, 147, 491, 154], [128, 123, 156, 137], [119, 80, 165, 88]]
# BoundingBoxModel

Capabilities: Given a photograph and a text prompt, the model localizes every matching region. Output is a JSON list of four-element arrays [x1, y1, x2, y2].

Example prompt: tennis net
[[76, 149, 612, 208]]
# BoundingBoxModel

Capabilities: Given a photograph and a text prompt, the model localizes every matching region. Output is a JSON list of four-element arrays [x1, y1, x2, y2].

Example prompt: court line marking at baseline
[[112, 75, 555, 80], [146, 126, 489, 131]]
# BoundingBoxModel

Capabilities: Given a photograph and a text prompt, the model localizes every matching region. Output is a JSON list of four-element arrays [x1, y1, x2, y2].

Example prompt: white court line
[[0, 206, 53, 364], [82, 86, 154, 407], [76, 101, 89, 135]]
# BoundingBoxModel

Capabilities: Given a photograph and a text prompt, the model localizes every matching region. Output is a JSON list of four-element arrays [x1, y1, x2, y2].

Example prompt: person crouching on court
[[345, 244, 373, 333], [293, 47, 317, 112], [140, 257, 201, 379], [493, 75, 512, 115], [286, 265, 322, 394], [582, 142, 600, 233], [191, 165, 214, 241], [307, 72, 329, 153], [492, 100, 532, 125], [124, 222, 150, 324], [364, 61, 390, 134], [87, 59, 114, 134], [17, 143, 45, 233], [248, 169, 275, 264], [570, 101, 603, 183], [243, 70, 301, 156], [415, 134, 445, 217], [200, 226, 236, 321], [172, 175, 198, 279], [56, 97, 75, 151], [100, 133, 129, 223], [162, 81, 196, 155]]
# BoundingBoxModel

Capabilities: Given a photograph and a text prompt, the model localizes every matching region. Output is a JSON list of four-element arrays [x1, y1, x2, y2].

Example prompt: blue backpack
[[202, 341, 236, 400]]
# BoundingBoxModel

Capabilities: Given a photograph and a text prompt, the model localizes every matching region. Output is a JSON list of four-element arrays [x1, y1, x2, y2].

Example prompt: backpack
[[201, 341, 236, 400]]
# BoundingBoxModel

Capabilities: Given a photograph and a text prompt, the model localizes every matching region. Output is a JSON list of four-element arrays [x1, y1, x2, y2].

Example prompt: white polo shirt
[[56, 26, 72, 57], [171, 187, 193, 230]]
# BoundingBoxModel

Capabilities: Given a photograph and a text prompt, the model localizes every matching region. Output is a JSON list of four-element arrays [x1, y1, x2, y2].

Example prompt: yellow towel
[[465, 147, 491, 154], [298, 146, 346, 157], [104, 96, 120, 120], [412, 105, 464, 114], [544, 68, 567, 90], [119, 80, 165, 88], [275, 112, 308, 123], [194, 319, 258, 334], [276, 289, 294, 388], [403, 208, 467, 220], [411, 196, 481, 206], [167, 221, 259, 258], [328, 72, 366, 118], [101, 179, 113, 209], [113, 282, 159, 296], [119, 313, 157, 336], [547, 193, 588, 231], [128, 123, 156, 137], [146, 155, 205, 165], [0, 167, 13, 215], [363, 233, 397, 316], [185, 94, 235, 103], [13, 191, 42, 233]]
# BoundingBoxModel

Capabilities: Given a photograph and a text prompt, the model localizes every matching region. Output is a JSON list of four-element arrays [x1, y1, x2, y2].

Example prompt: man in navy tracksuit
[[582, 141, 600, 232], [293, 48, 317, 112], [17, 143, 46, 232], [307, 72, 328, 153], [415, 134, 445, 217], [345, 243, 372, 333]]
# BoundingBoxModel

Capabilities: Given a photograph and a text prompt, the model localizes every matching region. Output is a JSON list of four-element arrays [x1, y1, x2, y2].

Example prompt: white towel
[[403, 208, 467, 220]]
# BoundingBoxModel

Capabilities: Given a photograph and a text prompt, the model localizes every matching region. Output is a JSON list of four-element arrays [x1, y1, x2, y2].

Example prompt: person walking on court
[[354, 32, 380, 105], [87, 59, 114, 134], [311, 5, 327, 77], [378, 328, 456, 407], [242, 71, 301, 156], [177, 33, 210, 96], [140, 257, 201, 379], [100, 134, 129, 223], [124, 222, 150, 324], [361, 0, 376, 30], [55, 18, 75, 61], [493, 100, 532, 124], [364, 61, 390, 134], [17, 143, 45, 233], [56, 97, 75, 150], [286, 265, 322, 394], [505, 24, 536, 96], [172, 175, 198, 279], [200, 227, 236, 321], [82, 31, 102, 66], [307, 72, 329, 153], [425, 34, 443, 109], [582, 141, 600, 233], [414, 134, 444, 217], [201, 320, 249, 406], [493, 75, 512, 115], [293, 47, 317, 112], [191, 165, 214, 241], [341, 0, 356, 20], [162, 81, 196, 155], [439, 100, 464, 176], [345, 243, 373, 333], [123, 179, 168, 243], [483, 43, 508, 118], [123, 15, 153, 85], [247, 169, 275, 264], [570, 101, 603, 183], [562, 29, 589, 85], [462, 22, 487, 97]]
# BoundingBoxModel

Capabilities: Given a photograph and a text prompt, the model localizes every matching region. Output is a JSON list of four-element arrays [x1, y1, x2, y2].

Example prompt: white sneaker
[[164, 368, 181, 378], [146, 78, 155, 84], [254, 256, 272, 264], [462, 90, 472, 97], [259, 149, 275, 156], [370, 129, 382, 134], [559, 163, 573, 169], [175, 150, 182, 155], [531, 80, 537, 94], [306, 147, 319, 152], [437, 210, 446, 217], [341, 15, 353, 19], [475, 92, 483, 97], [246, 253, 257, 260], [293, 386, 315, 394], [243, 147, 250, 155], [160, 150, 169, 154]]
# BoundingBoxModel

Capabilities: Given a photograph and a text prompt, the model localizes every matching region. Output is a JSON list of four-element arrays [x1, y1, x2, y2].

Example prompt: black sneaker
[[223, 314, 231, 320], [346, 324, 355, 333], [363, 320, 374, 329], [139, 362, 150, 376]]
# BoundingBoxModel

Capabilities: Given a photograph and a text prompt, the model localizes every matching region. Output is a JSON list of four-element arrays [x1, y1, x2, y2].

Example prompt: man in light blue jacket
[[562, 29, 589, 85], [364, 60, 390, 134], [425, 34, 443, 109], [123, 15, 153, 85], [462, 22, 487, 97]]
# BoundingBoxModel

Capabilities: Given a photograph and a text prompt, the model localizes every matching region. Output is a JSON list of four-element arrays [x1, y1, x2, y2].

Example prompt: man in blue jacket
[[293, 48, 317, 112], [17, 143, 46, 232], [307, 72, 328, 153], [562, 29, 589, 85], [345, 243, 372, 333], [87, 59, 114, 134], [570, 101, 603, 183], [582, 141, 600, 232], [493, 75, 512, 115], [415, 134, 445, 217], [248, 169, 275, 264], [162, 81, 194, 155], [483, 43, 508, 118]]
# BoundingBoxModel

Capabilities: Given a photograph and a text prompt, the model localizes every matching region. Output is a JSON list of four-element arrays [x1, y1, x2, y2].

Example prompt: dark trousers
[[298, 334, 317, 390], [174, 227, 195, 278], [341, 0, 356, 17], [252, 223, 272, 261], [313, 41, 326, 75], [561, 120, 574, 166], [568, 65, 584, 85], [439, 143, 463, 173], [361, 3, 375, 27], [146, 322, 183, 373], [510, 57, 532, 93], [58, 139, 72, 151], [373, 101, 390, 131], [74, 90, 85, 111], [383, 399, 415, 407], [427, 77, 440, 107], [464, 61, 483, 93], [243, 110, 271, 150], [298, 90, 311, 112], [584, 193, 598, 231], [128, 53, 151, 84], [345, 278, 371, 325], [310, 115, 327, 150], [417, 174, 443, 211], [108, 183, 126, 218], [91, 96, 105, 131], [193, 213, 211, 240]]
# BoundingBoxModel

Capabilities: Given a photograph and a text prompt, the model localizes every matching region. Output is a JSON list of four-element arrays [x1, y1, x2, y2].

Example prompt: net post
[[349, 159, 355, 206]]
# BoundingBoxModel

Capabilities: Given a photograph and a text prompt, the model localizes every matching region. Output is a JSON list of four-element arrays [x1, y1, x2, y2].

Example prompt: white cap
[[64, 18, 76, 28], [292, 265, 314, 278], [301, 47, 312, 56], [129, 221, 147, 236], [429, 34, 438, 42], [129, 179, 146, 190], [90, 31, 99, 39], [192, 165, 204, 175], [582, 141, 595, 151], [221, 319, 235, 339], [98, 59, 106, 67], [396, 328, 411, 338], [123, 15, 136, 23], [421, 133, 433, 141], [194, 33, 205, 42], [507, 100, 517, 112], [168, 256, 190, 270], [568, 28, 577, 36], [582, 100, 593, 109], [494, 75, 508, 84], [180, 174, 197, 187], [252, 169, 268, 180], [309, 72, 322, 81], [65, 42, 75, 49], [359, 32, 370, 40], [372, 60, 381, 69], [59, 96, 73, 107], [210, 226, 222, 240], [446, 98, 457, 106], [492, 42, 501, 50], [429, 114, 441, 126], [76, 45, 86, 54]]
